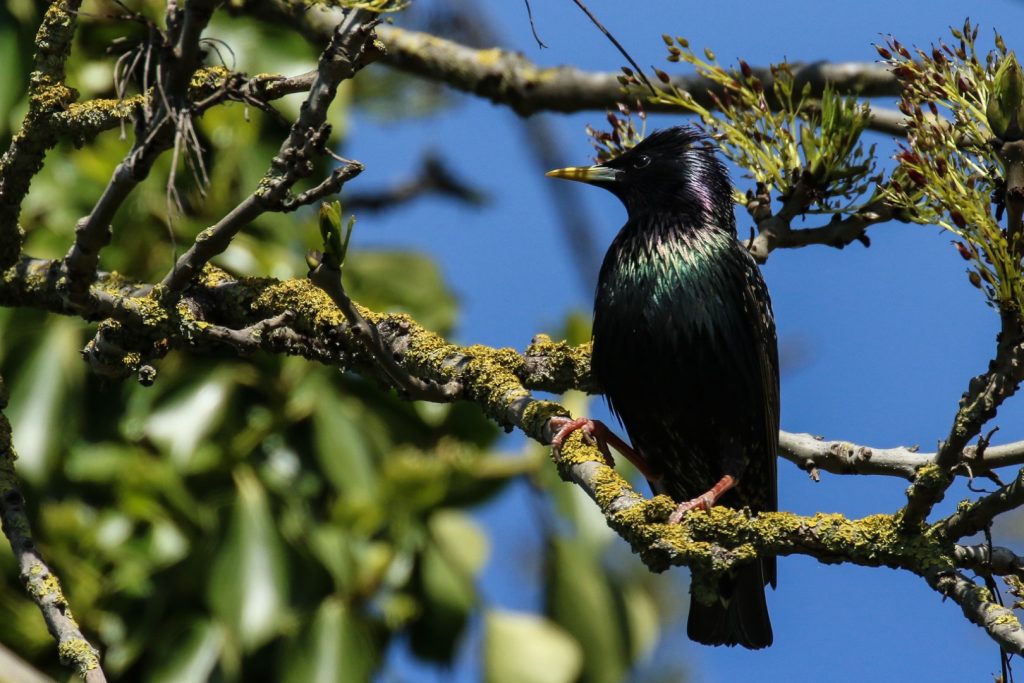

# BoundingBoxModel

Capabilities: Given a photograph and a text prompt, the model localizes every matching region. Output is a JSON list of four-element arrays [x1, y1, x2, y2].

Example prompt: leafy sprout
[[310, 200, 356, 270], [881, 20, 1024, 313], [586, 100, 647, 163], [642, 39, 876, 214]]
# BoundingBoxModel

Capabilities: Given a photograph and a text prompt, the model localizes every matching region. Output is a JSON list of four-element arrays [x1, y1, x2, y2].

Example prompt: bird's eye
[[633, 154, 651, 169]]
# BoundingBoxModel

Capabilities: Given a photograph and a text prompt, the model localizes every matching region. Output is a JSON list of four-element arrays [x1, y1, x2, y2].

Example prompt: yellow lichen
[[57, 638, 99, 671], [475, 48, 504, 67]]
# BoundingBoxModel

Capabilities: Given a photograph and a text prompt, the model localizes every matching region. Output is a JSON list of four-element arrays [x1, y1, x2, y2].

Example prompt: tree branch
[[926, 569, 1024, 654], [0, 254, 1022, 651], [747, 200, 896, 262], [942, 467, 1024, 540], [308, 259, 462, 401], [375, 25, 904, 128], [344, 153, 485, 213], [954, 543, 1024, 580], [62, 0, 220, 306], [160, 9, 380, 294], [0, 0, 84, 268], [902, 315, 1024, 528], [0, 378, 106, 682], [245, 1, 907, 133]]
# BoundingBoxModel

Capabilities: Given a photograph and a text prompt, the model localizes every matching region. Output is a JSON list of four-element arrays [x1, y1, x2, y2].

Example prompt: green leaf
[[545, 538, 627, 683], [620, 583, 660, 662], [208, 467, 290, 650], [281, 598, 379, 683], [144, 373, 231, 470], [0, 21, 24, 137], [408, 511, 487, 661], [988, 52, 1024, 139], [484, 609, 583, 683], [64, 443, 140, 484], [149, 619, 224, 683], [311, 389, 378, 499], [429, 509, 489, 577], [318, 201, 346, 268], [8, 317, 82, 483]]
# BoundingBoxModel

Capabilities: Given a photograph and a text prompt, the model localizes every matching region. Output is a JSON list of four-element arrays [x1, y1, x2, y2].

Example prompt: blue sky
[[349, 1, 1024, 681]]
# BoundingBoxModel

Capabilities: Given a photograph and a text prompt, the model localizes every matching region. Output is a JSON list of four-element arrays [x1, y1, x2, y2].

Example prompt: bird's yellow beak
[[544, 165, 619, 184]]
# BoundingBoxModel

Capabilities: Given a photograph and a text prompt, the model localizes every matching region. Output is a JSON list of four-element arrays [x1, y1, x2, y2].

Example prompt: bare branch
[[375, 25, 903, 126], [345, 153, 485, 213], [748, 199, 896, 262], [160, 10, 381, 295], [954, 543, 1024, 579], [778, 432, 1024, 480], [62, 0, 220, 306], [246, 2, 906, 131], [902, 323, 1024, 528]]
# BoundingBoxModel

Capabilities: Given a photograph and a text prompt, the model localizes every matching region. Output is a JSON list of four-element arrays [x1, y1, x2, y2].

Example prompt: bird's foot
[[550, 416, 615, 467], [549, 416, 657, 479], [666, 474, 738, 524]]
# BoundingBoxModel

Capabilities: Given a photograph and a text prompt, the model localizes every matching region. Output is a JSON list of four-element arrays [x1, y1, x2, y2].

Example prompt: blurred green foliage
[[0, 2, 684, 681]]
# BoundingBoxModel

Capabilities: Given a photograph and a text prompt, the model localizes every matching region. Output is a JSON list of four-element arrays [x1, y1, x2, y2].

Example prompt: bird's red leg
[[549, 416, 658, 480], [667, 474, 738, 524]]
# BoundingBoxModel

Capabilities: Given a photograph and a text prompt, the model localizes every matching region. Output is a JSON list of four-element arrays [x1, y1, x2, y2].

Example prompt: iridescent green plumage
[[549, 126, 779, 649]]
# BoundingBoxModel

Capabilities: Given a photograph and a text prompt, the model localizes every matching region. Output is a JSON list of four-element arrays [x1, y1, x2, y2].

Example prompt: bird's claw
[[549, 416, 616, 468], [667, 493, 715, 524], [665, 474, 739, 524]]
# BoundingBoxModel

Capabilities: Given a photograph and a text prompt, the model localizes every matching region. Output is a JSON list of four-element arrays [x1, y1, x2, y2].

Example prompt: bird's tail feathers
[[687, 560, 773, 650]]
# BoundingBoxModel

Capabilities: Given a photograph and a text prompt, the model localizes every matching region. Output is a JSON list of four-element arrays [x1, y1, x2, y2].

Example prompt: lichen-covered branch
[[942, 467, 1024, 540], [0, 377, 106, 682], [5, 256, 1024, 482], [926, 569, 1024, 654], [0, 0, 83, 268], [308, 258, 462, 400], [0, 255, 1020, 652]]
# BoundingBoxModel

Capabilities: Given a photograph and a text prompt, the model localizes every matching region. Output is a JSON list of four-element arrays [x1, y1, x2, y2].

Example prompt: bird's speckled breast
[[590, 213, 777, 513], [598, 216, 737, 341]]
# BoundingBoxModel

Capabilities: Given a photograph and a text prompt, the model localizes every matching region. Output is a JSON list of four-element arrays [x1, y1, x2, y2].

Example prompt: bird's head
[[546, 126, 733, 224]]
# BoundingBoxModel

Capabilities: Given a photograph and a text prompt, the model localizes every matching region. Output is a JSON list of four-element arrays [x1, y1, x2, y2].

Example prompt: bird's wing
[[739, 247, 780, 516]]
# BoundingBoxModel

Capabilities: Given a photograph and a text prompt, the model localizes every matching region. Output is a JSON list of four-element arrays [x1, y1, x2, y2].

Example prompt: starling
[[546, 126, 779, 649]]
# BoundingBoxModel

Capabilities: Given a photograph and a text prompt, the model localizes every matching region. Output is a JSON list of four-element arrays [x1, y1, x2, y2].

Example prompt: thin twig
[[193, 311, 295, 354], [568, 0, 655, 95], [521, 0, 546, 48], [344, 153, 485, 212], [307, 260, 462, 401]]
